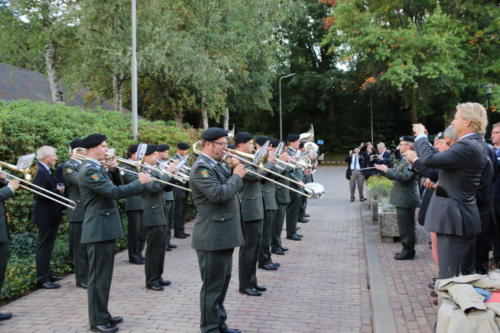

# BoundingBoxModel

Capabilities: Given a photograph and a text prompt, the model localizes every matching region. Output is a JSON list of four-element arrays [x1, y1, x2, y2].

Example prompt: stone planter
[[371, 199, 379, 223], [378, 204, 399, 242]]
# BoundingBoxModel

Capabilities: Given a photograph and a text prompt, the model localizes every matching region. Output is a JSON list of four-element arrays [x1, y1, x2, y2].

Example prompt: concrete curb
[[360, 206, 398, 333]]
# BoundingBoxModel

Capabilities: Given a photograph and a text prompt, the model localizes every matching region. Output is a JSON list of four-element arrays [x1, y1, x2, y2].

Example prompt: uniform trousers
[[174, 196, 188, 235], [239, 220, 262, 290], [145, 225, 167, 287], [197, 248, 234, 333], [164, 201, 175, 248], [258, 210, 276, 266], [396, 207, 416, 253], [0, 241, 8, 291], [36, 224, 58, 283], [286, 191, 300, 237], [69, 222, 88, 285], [127, 210, 144, 260], [271, 204, 288, 251], [437, 234, 475, 279], [87, 240, 115, 326]]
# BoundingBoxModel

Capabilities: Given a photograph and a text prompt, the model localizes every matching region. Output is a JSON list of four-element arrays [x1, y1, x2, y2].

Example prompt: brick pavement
[[0, 166, 372, 333]]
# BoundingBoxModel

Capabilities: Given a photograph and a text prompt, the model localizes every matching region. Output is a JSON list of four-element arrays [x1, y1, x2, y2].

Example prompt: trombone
[[0, 161, 77, 210], [72, 149, 191, 192], [192, 141, 312, 198]]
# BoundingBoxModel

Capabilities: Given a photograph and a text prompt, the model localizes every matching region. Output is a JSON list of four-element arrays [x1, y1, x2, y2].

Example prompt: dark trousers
[[271, 204, 287, 251], [164, 201, 174, 248], [258, 210, 276, 266], [174, 196, 188, 235], [239, 220, 262, 290], [286, 191, 300, 237], [437, 233, 475, 279], [298, 196, 307, 221], [0, 241, 8, 291], [69, 222, 88, 285], [87, 240, 115, 326], [197, 248, 233, 333], [127, 211, 144, 260], [36, 224, 58, 283], [493, 200, 500, 264], [145, 225, 167, 287], [396, 207, 416, 253], [475, 212, 494, 273]]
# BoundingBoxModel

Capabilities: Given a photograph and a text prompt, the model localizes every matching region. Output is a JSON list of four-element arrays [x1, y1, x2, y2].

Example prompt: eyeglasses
[[212, 141, 228, 147]]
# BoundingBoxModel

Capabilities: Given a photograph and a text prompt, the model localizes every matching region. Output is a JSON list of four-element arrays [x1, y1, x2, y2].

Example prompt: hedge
[[0, 100, 199, 302]]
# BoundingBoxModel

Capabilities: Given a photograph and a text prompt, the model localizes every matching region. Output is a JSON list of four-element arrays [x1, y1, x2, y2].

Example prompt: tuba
[[299, 124, 315, 142]]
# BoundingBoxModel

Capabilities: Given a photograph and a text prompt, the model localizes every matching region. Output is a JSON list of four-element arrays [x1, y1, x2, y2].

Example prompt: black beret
[[177, 142, 189, 150], [157, 144, 169, 152], [234, 132, 253, 144], [202, 127, 228, 141], [398, 136, 415, 143], [128, 144, 139, 154], [145, 144, 157, 155], [227, 144, 236, 149], [255, 135, 268, 147], [287, 134, 300, 142], [299, 142, 305, 149], [269, 138, 281, 148], [69, 138, 83, 150], [81, 133, 107, 149]]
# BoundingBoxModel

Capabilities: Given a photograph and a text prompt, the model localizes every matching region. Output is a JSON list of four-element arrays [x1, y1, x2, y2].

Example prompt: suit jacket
[[142, 167, 172, 227], [474, 140, 495, 227], [62, 158, 85, 222], [121, 163, 144, 212], [493, 147, 500, 200], [0, 183, 14, 243], [345, 154, 365, 180], [415, 134, 487, 236], [173, 153, 190, 199], [78, 160, 144, 244], [374, 150, 393, 168], [189, 154, 245, 251], [412, 157, 440, 225], [32, 162, 64, 226], [385, 158, 420, 208]]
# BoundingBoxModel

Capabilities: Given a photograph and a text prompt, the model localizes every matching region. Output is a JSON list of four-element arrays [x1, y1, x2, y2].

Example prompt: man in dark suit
[[173, 142, 191, 239], [345, 147, 366, 202], [374, 142, 393, 168], [0, 175, 19, 321], [33, 146, 65, 289], [78, 134, 152, 333], [491, 122, 500, 266], [413, 102, 489, 279], [190, 128, 247, 333]]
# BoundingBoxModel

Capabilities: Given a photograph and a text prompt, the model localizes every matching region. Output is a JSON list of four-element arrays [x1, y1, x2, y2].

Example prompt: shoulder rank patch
[[65, 167, 73, 174], [89, 173, 102, 182], [200, 169, 209, 178]]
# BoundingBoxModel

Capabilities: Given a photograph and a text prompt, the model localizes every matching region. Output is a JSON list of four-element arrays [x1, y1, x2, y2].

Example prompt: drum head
[[304, 182, 324, 199]]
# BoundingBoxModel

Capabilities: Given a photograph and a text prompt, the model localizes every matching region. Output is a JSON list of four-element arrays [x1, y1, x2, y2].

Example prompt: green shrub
[[366, 175, 393, 200]]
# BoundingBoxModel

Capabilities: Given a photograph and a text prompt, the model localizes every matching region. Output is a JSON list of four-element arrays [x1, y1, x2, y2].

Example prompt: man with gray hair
[[374, 142, 393, 168], [33, 146, 66, 289]]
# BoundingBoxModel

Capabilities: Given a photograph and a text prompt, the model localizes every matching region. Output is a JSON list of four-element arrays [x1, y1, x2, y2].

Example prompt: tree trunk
[[201, 109, 209, 129], [174, 113, 183, 123], [223, 107, 229, 130], [411, 86, 417, 123], [112, 73, 124, 111], [45, 42, 63, 103]]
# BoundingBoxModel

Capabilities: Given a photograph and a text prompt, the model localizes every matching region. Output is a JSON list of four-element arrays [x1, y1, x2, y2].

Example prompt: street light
[[279, 73, 295, 141], [484, 83, 494, 112], [131, 0, 138, 141]]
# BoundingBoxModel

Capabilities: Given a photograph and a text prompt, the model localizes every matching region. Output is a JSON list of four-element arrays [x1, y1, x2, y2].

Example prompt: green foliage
[[366, 175, 393, 200]]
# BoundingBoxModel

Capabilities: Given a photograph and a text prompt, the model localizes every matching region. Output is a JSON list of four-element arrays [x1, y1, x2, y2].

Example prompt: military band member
[[141, 145, 173, 291], [298, 142, 311, 223], [190, 127, 247, 333], [286, 134, 305, 241], [173, 142, 191, 239], [78, 133, 152, 333], [0, 175, 20, 321], [62, 138, 89, 288], [156, 144, 177, 251], [122, 144, 146, 265]]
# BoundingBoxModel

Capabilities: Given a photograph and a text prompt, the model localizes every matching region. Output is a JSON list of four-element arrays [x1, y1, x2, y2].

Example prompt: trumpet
[[72, 148, 191, 193], [0, 161, 76, 209], [158, 159, 190, 183]]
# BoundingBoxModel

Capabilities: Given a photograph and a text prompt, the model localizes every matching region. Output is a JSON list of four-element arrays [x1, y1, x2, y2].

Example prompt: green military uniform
[[190, 153, 245, 333], [286, 147, 304, 238], [0, 183, 15, 296], [271, 165, 293, 252], [162, 173, 175, 249], [298, 172, 313, 221], [62, 158, 88, 286], [173, 153, 190, 237], [122, 164, 145, 262], [78, 159, 144, 327], [385, 157, 420, 256], [142, 165, 171, 288]]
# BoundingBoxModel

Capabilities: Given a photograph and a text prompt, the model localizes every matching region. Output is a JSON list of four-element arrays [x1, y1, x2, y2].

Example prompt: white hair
[[36, 146, 56, 161], [377, 142, 386, 149], [456, 102, 488, 135]]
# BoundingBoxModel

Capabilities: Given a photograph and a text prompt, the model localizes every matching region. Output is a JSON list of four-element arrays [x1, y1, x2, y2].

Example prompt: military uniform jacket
[[275, 165, 294, 205], [0, 183, 14, 243], [287, 147, 304, 189], [385, 157, 420, 208], [172, 153, 190, 199], [62, 158, 85, 222], [239, 160, 265, 222], [142, 166, 172, 227], [78, 159, 144, 244], [157, 161, 174, 202], [261, 162, 280, 211], [121, 163, 144, 212], [189, 154, 245, 251]]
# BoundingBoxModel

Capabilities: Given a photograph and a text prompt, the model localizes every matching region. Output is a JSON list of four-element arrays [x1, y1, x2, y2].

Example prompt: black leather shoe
[[287, 234, 301, 241], [221, 328, 241, 333], [168, 243, 177, 249], [239, 288, 262, 296], [76, 282, 87, 289], [50, 275, 64, 282], [109, 316, 123, 325], [394, 251, 415, 260], [271, 248, 285, 255], [165, 247, 172, 252], [271, 262, 280, 267], [280, 247, 288, 252], [90, 323, 119, 332], [296, 232, 303, 238], [304, 214, 310, 218], [38, 281, 61, 289], [129, 257, 144, 265], [350, 198, 355, 202], [159, 280, 171, 287], [360, 198, 366, 202], [259, 263, 278, 271], [146, 284, 164, 291], [138, 254, 145, 261], [298, 218, 310, 223], [0, 313, 12, 321], [174, 233, 189, 239], [254, 284, 267, 292]]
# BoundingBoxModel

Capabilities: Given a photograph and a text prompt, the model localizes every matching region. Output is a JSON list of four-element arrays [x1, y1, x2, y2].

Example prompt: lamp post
[[279, 73, 295, 141], [485, 83, 494, 113], [131, 0, 138, 141]]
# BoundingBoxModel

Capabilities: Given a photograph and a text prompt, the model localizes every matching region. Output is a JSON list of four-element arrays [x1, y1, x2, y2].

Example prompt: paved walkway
[[0, 166, 438, 333]]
